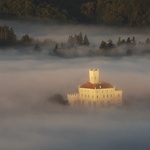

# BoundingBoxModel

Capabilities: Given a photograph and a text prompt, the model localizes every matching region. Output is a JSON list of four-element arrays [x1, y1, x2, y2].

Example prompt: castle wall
[[78, 88, 96, 105], [67, 69, 122, 106], [67, 93, 79, 105], [78, 87, 122, 106], [114, 90, 122, 105]]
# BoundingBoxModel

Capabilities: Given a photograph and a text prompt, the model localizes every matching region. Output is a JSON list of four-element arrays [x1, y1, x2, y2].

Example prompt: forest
[[0, 25, 150, 57], [0, 0, 150, 26]]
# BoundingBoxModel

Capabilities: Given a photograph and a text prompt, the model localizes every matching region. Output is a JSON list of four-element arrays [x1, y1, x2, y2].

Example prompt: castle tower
[[89, 69, 100, 84]]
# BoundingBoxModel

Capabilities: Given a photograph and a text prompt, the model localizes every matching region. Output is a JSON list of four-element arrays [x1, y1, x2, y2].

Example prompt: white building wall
[[78, 87, 122, 106], [114, 90, 122, 105], [67, 93, 79, 105], [89, 69, 99, 84]]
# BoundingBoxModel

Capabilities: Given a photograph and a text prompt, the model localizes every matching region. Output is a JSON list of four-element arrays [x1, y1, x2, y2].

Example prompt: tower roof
[[89, 68, 99, 71], [80, 82, 113, 89]]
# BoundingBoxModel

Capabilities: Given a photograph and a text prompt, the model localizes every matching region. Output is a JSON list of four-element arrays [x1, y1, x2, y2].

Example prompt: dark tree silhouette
[[99, 41, 107, 49], [21, 34, 32, 45], [49, 94, 68, 105], [33, 43, 41, 53], [83, 34, 90, 46], [0, 25, 17, 45]]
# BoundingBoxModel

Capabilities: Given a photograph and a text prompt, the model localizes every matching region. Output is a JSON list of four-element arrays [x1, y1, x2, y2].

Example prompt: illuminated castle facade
[[67, 69, 122, 106]]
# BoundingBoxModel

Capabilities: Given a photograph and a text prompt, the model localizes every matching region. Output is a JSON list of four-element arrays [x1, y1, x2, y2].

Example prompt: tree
[[117, 37, 121, 46], [81, 2, 96, 21], [78, 32, 83, 45], [33, 43, 41, 53], [21, 34, 32, 44], [11, 0, 35, 18], [83, 34, 90, 46], [107, 39, 115, 48], [96, 0, 150, 26], [68, 35, 74, 46], [53, 44, 58, 52], [49, 93, 68, 105], [132, 36, 136, 45], [99, 40, 107, 49], [145, 38, 150, 44], [126, 37, 131, 44], [0, 25, 17, 45], [0, 0, 150, 26], [68, 33, 90, 46]]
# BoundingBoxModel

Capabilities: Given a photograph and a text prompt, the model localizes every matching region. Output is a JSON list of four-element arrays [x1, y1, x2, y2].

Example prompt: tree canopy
[[0, 0, 150, 26], [0, 25, 16, 45]]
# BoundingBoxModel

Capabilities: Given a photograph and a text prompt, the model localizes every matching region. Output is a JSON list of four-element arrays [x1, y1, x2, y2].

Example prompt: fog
[[1, 19, 150, 44], [0, 20, 150, 150]]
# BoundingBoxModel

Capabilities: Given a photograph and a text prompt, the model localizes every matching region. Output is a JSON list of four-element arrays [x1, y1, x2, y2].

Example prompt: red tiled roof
[[80, 82, 113, 89]]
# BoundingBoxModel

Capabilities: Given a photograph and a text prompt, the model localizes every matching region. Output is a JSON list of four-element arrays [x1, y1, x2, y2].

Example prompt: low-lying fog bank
[[0, 55, 150, 150], [0, 20, 150, 58], [1, 108, 150, 150], [0, 20, 150, 150]]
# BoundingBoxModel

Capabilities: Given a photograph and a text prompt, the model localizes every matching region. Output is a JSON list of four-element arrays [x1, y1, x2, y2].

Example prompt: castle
[[67, 69, 122, 106]]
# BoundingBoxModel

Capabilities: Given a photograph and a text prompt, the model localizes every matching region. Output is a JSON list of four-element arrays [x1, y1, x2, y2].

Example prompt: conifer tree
[[83, 34, 90, 46]]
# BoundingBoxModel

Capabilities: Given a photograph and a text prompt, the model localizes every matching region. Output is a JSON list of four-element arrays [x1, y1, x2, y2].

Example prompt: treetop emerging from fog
[[0, 0, 150, 26]]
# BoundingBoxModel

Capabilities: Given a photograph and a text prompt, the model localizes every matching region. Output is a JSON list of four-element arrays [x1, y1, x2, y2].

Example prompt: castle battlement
[[67, 69, 122, 106]]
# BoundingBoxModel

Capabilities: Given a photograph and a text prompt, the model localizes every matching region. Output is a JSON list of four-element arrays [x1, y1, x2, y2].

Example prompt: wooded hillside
[[0, 0, 150, 26]]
